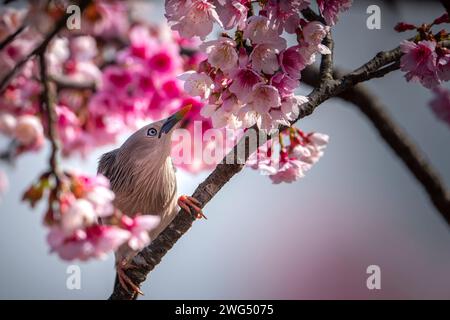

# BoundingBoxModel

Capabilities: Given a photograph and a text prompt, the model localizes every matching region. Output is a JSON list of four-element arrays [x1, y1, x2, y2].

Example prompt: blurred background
[[1, 0, 450, 299]]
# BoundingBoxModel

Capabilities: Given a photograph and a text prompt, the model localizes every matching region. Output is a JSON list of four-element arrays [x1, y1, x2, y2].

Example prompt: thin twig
[[440, 0, 450, 15], [302, 65, 450, 223], [0, 23, 26, 51], [108, 38, 423, 299]]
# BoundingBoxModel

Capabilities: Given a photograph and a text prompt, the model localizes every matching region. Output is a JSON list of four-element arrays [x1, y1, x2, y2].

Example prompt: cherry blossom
[[266, 0, 310, 34], [243, 15, 286, 49], [179, 71, 214, 99], [279, 45, 307, 79], [229, 68, 263, 102], [0, 113, 17, 135], [47, 225, 131, 261], [249, 44, 280, 75], [400, 40, 440, 88], [215, 0, 248, 30]]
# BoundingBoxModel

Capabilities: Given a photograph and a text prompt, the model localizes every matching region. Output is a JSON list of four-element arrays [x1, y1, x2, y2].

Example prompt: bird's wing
[[98, 149, 119, 180]]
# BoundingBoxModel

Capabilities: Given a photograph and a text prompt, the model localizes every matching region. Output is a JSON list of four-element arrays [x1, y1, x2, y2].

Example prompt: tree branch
[[0, 0, 92, 94]]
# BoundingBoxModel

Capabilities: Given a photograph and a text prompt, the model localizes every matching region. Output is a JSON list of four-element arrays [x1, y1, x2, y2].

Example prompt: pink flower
[[298, 132, 329, 165], [302, 21, 331, 54], [102, 66, 134, 91], [280, 95, 308, 122], [269, 157, 306, 184], [430, 87, 450, 126], [215, 0, 248, 30], [248, 129, 329, 183], [247, 83, 281, 114], [266, 0, 310, 33], [0, 112, 17, 135], [437, 48, 450, 82], [47, 225, 130, 261], [201, 37, 238, 71], [121, 215, 161, 251], [179, 71, 214, 99], [14, 115, 44, 150], [317, 0, 353, 26], [165, 0, 190, 22], [148, 49, 178, 74], [249, 44, 280, 74], [170, 0, 223, 40], [84, 177, 115, 218], [127, 25, 158, 60], [200, 93, 242, 128], [82, 1, 129, 39], [279, 45, 307, 79], [70, 36, 98, 61], [243, 15, 286, 49], [400, 40, 440, 88], [246, 140, 279, 175], [229, 68, 263, 102], [61, 199, 97, 235], [237, 83, 282, 130]]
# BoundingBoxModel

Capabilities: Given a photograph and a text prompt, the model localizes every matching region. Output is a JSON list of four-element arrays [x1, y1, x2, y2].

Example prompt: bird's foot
[[117, 262, 144, 296], [178, 195, 207, 219]]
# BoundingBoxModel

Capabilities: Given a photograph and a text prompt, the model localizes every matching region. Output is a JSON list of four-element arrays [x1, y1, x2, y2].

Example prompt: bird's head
[[120, 104, 191, 163]]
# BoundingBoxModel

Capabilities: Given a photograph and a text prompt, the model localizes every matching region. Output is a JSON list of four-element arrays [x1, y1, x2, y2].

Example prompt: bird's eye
[[147, 128, 158, 137]]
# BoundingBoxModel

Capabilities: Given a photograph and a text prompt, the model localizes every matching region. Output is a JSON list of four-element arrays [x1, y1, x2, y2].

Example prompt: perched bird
[[98, 105, 204, 294]]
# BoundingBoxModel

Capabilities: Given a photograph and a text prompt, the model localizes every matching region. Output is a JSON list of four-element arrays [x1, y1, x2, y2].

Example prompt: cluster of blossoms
[[396, 13, 450, 127], [247, 128, 328, 184], [23, 172, 160, 261]]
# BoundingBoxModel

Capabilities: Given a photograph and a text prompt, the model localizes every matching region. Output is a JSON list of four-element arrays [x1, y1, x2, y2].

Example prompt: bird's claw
[[178, 195, 207, 219], [117, 263, 144, 296]]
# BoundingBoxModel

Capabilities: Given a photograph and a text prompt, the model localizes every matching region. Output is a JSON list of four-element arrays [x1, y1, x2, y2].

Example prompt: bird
[[98, 104, 205, 294]]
